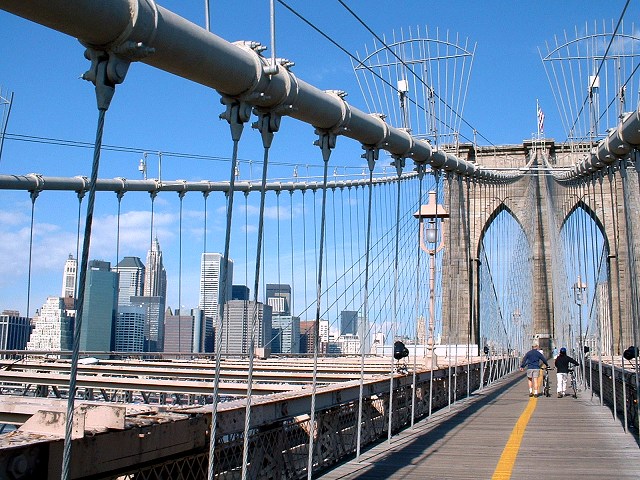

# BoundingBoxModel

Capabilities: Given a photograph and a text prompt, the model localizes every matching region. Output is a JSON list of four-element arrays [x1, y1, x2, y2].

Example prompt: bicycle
[[541, 367, 554, 397], [567, 368, 578, 398]]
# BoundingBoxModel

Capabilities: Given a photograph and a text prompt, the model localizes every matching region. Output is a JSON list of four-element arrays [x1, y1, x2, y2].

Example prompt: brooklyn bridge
[[0, 1, 639, 479]]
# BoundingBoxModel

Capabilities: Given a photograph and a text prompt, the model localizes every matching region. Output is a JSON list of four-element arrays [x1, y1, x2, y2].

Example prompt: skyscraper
[[164, 308, 195, 353], [0, 310, 31, 352], [199, 253, 233, 332], [357, 313, 371, 354], [266, 283, 291, 316], [221, 300, 271, 356], [27, 297, 73, 352], [130, 296, 165, 352], [232, 285, 250, 301], [113, 256, 145, 306], [144, 237, 167, 298], [80, 260, 117, 352], [340, 310, 358, 336], [299, 320, 316, 354], [115, 305, 145, 352], [271, 315, 300, 354], [61, 254, 77, 311]]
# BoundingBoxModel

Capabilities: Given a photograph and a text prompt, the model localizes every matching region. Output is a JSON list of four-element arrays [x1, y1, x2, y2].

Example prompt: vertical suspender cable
[[290, 190, 296, 347], [241, 111, 277, 480], [428, 170, 442, 417], [302, 189, 309, 350], [619, 160, 640, 430], [598, 171, 620, 425], [442, 173, 452, 404], [208, 98, 251, 480], [446, 173, 453, 408], [411, 168, 424, 428], [75, 191, 84, 303], [468, 177, 475, 398], [203, 192, 209, 254], [411, 167, 426, 427], [25, 189, 38, 325], [204, 0, 211, 32], [463, 176, 469, 397], [387, 155, 404, 442], [608, 166, 627, 421], [62, 46, 121, 473], [587, 179, 604, 406], [147, 192, 157, 353], [632, 151, 640, 428], [307, 131, 335, 480], [63, 108, 106, 479], [331, 186, 338, 339], [178, 191, 185, 352], [115, 191, 123, 289], [356, 147, 376, 458], [478, 179, 485, 389]]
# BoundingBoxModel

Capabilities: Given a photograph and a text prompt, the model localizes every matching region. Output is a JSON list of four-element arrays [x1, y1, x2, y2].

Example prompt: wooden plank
[[319, 374, 640, 479]]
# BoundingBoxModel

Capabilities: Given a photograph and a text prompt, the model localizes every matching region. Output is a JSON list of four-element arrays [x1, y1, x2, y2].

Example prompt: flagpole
[[536, 99, 540, 137]]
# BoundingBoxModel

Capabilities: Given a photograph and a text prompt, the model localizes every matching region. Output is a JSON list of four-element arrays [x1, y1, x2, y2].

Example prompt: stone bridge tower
[[441, 140, 640, 356]]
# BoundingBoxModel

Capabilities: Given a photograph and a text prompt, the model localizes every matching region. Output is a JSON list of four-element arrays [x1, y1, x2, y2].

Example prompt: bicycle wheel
[[544, 378, 550, 397]]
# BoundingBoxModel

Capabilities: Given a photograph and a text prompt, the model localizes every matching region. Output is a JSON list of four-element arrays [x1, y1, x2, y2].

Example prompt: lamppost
[[512, 309, 522, 363], [414, 190, 449, 369], [573, 276, 587, 385]]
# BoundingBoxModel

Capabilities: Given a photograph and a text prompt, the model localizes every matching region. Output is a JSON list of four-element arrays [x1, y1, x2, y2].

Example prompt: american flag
[[537, 104, 545, 134]]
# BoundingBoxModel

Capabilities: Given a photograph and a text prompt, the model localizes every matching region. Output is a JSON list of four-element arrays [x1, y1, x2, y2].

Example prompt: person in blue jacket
[[519, 343, 549, 397]]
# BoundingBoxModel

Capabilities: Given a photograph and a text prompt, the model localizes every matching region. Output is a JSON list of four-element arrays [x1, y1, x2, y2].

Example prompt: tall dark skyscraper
[[232, 285, 250, 301], [0, 310, 31, 351], [341, 310, 358, 336], [81, 260, 118, 352]]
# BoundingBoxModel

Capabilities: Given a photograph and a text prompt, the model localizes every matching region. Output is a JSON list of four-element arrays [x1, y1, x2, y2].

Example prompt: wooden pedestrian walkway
[[319, 372, 640, 479]]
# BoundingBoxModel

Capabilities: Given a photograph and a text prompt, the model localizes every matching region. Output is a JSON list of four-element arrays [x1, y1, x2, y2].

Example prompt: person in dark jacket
[[554, 347, 579, 397], [519, 344, 549, 397]]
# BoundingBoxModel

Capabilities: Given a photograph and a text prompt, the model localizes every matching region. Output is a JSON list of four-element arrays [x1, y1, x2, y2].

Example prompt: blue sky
[[0, 1, 636, 319]]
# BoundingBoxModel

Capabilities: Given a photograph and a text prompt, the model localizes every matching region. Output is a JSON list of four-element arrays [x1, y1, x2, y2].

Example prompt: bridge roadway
[[319, 372, 640, 480]]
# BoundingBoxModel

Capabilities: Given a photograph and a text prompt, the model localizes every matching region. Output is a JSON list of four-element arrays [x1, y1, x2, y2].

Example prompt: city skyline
[[2, 1, 633, 334], [13, 249, 382, 356]]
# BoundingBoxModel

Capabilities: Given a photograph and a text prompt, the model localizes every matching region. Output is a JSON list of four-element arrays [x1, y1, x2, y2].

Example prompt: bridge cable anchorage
[[355, 145, 379, 458], [209, 95, 252, 480], [306, 128, 336, 480], [62, 45, 132, 480], [241, 108, 280, 480]]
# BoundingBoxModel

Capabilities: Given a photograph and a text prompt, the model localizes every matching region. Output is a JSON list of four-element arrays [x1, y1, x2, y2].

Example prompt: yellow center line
[[491, 396, 537, 480]]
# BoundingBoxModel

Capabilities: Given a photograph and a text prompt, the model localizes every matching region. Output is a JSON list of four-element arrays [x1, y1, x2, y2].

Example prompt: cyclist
[[519, 343, 549, 397], [554, 347, 579, 397]]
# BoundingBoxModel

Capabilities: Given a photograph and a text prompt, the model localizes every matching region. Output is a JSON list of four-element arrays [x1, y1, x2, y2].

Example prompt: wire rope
[[306, 134, 333, 480], [241, 128, 273, 480], [25, 190, 37, 324], [208, 101, 248, 480], [62, 106, 107, 480]]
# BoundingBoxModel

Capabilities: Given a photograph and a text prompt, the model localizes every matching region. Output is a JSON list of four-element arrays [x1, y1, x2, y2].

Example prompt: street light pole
[[414, 190, 449, 369], [414, 190, 448, 419], [573, 276, 587, 386], [512, 309, 521, 371]]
